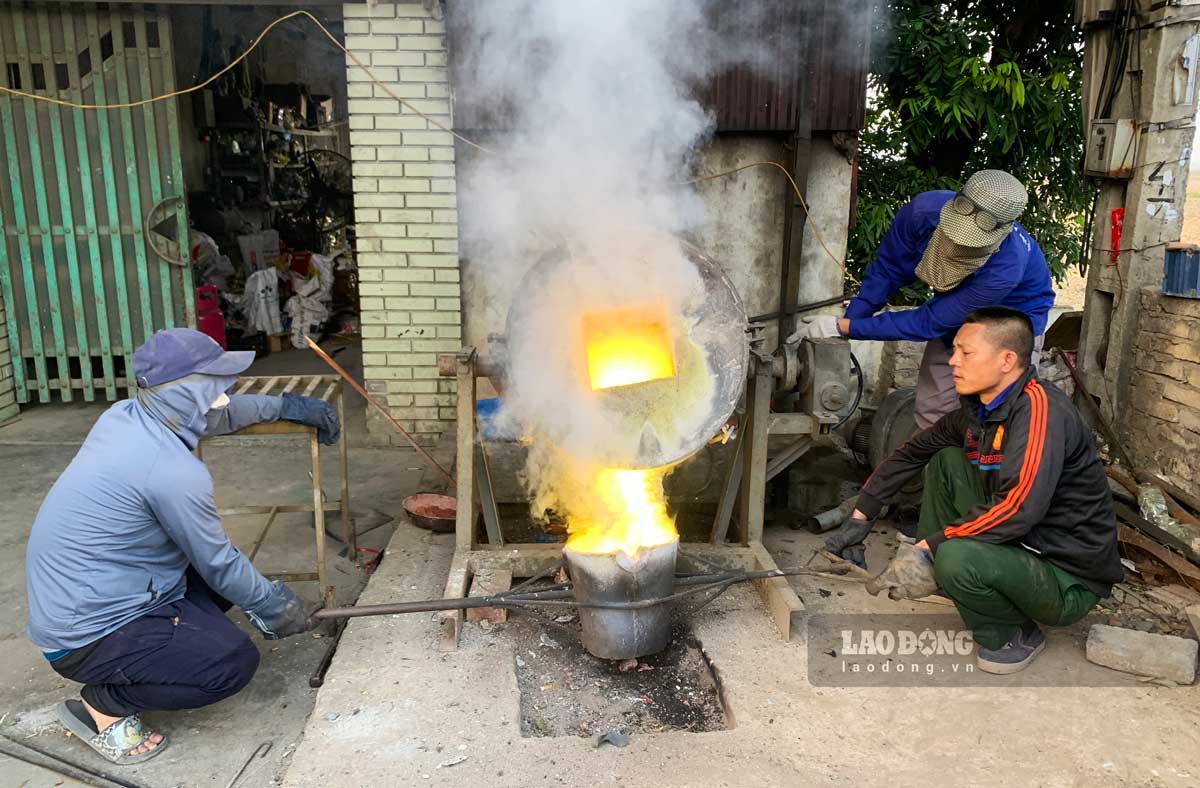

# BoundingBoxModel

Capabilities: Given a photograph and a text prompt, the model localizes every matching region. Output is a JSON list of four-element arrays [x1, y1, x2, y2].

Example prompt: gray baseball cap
[[938, 169, 1029, 247]]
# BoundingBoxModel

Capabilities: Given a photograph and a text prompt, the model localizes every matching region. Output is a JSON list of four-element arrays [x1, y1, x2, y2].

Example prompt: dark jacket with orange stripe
[[857, 367, 1123, 597]]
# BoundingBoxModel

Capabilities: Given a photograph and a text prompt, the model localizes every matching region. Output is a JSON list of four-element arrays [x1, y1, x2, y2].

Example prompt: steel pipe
[[804, 496, 859, 534]]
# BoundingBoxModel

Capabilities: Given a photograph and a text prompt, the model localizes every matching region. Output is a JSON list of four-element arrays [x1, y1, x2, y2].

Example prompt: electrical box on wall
[[1085, 119, 1137, 179], [1077, 0, 1117, 26]]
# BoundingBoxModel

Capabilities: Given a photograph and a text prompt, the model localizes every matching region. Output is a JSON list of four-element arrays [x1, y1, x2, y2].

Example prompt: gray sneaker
[[976, 623, 1046, 675]]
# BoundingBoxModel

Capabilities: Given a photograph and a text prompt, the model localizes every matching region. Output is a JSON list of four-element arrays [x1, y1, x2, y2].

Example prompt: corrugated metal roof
[[811, 0, 873, 132], [703, 0, 873, 132], [698, 0, 810, 133], [448, 0, 872, 134]]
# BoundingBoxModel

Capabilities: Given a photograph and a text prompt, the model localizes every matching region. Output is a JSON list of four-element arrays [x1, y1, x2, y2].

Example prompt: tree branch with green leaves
[[849, 0, 1085, 302]]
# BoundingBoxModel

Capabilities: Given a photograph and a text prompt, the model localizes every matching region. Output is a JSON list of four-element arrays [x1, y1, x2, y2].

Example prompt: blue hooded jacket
[[844, 190, 1055, 344], [26, 376, 288, 652]]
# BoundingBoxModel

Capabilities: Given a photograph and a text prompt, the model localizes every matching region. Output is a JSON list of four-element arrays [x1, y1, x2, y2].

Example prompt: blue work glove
[[246, 581, 315, 640], [280, 393, 340, 445]]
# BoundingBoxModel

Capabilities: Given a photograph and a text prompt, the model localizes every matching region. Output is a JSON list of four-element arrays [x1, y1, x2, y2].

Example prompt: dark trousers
[[50, 568, 260, 718], [919, 448, 1100, 650]]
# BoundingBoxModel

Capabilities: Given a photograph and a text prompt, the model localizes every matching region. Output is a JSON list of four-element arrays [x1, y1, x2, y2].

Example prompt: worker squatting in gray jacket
[[25, 328, 340, 765]]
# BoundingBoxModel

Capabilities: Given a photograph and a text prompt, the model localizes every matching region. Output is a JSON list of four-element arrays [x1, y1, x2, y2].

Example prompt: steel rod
[[303, 335, 455, 483], [1053, 348, 1134, 467], [247, 506, 280, 561], [309, 620, 347, 688], [0, 735, 145, 788], [748, 294, 848, 324], [313, 587, 576, 619], [312, 566, 856, 620]]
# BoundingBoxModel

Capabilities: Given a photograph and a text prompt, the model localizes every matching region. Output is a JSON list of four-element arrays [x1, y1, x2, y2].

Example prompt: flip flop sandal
[[56, 699, 169, 765]]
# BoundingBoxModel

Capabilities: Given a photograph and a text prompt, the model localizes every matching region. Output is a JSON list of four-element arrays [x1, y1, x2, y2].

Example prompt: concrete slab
[[1086, 624, 1199, 684], [282, 524, 1200, 788], [0, 752, 90, 787]]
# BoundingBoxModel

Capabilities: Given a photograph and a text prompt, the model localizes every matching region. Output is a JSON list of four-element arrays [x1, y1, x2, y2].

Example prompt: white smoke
[[451, 0, 768, 525], [455, 0, 730, 261]]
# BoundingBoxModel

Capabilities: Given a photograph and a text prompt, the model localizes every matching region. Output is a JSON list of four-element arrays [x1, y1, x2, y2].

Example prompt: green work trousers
[[918, 448, 1100, 650]]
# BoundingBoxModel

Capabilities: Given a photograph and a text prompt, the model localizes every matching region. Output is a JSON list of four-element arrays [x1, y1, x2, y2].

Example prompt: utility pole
[[1076, 0, 1200, 437]]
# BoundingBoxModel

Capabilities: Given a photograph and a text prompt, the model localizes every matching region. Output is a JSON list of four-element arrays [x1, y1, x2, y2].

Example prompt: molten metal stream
[[567, 304, 682, 559], [564, 467, 677, 558]]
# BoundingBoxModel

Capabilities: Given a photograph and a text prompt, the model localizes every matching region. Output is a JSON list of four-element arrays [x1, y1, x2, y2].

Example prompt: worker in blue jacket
[[803, 169, 1056, 428], [26, 328, 340, 766]]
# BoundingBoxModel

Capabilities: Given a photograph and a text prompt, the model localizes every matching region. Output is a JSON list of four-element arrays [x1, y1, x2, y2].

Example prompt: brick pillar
[[344, 1, 461, 445]]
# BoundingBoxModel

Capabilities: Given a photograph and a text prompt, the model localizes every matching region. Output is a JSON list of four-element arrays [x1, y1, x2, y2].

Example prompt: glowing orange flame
[[565, 467, 677, 558], [583, 304, 675, 391]]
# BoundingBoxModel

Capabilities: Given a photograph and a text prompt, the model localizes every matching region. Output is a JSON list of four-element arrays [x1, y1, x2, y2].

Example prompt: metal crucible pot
[[563, 538, 679, 660]]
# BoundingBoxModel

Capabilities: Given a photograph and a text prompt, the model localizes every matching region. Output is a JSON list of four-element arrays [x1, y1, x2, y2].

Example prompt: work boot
[[975, 622, 1046, 675]]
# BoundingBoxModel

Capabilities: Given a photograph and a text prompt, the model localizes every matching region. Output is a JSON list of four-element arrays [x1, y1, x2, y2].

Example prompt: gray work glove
[[280, 393, 340, 445], [865, 544, 938, 600], [824, 515, 875, 568], [247, 582, 316, 640], [801, 314, 843, 339]]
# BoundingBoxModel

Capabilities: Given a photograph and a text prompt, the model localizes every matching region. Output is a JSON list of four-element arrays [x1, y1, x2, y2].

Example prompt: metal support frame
[[437, 347, 808, 651], [197, 374, 352, 610]]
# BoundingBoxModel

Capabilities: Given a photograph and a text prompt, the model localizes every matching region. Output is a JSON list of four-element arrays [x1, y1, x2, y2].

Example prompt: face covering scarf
[[915, 227, 1003, 293], [136, 373, 237, 449]]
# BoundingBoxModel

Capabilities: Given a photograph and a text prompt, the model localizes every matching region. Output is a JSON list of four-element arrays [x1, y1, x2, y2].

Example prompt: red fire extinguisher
[[1110, 208, 1124, 264], [195, 285, 227, 349]]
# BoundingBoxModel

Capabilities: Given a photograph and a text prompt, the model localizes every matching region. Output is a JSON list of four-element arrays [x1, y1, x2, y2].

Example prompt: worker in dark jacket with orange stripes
[[825, 307, 1123, 674]]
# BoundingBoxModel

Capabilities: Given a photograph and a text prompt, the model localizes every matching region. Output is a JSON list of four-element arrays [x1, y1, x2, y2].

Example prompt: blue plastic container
[[1163, 245, 1200, 299], [476, 397, 515, 440]]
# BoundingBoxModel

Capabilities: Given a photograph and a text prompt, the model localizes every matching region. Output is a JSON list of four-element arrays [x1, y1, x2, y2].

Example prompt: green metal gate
[[0, 4, 192, 403]]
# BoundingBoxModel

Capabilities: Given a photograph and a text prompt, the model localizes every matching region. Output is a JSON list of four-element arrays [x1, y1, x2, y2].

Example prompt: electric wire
[[508, 560, 564, 594], [686, 161, 859, 285], [834, 351, 865, 430]]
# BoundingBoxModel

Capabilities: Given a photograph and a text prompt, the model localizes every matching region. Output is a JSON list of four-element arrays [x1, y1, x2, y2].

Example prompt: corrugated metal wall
[[449, 0, 873, 134], [0, 4, 191, 404], [810, 0, 873, 132], [704, 0, 873, 133], [700, 0, 811, 133]]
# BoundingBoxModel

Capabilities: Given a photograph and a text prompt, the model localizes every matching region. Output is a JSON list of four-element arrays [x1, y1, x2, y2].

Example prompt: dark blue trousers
[[50, 568, 260, 718]]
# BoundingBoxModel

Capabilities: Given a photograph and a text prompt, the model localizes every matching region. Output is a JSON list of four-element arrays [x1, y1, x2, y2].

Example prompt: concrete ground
[[2, 340, 1199, 787], [281, 520, 1200, 788], [0, 342, 448, 786]]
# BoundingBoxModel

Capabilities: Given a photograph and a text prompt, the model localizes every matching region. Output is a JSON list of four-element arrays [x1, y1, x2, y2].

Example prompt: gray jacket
[[26, 375, 288, 651]]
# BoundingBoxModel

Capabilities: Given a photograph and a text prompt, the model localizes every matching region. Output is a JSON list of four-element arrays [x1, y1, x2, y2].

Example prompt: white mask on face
[[210, 392, 231, 410]]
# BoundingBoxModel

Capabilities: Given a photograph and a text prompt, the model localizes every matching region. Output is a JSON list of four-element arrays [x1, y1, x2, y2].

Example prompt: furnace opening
[[583, 303, 677, 391]]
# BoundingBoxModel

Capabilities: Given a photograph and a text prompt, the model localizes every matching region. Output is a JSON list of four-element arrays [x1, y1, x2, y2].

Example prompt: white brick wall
[[344, 1, 460, 443]]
